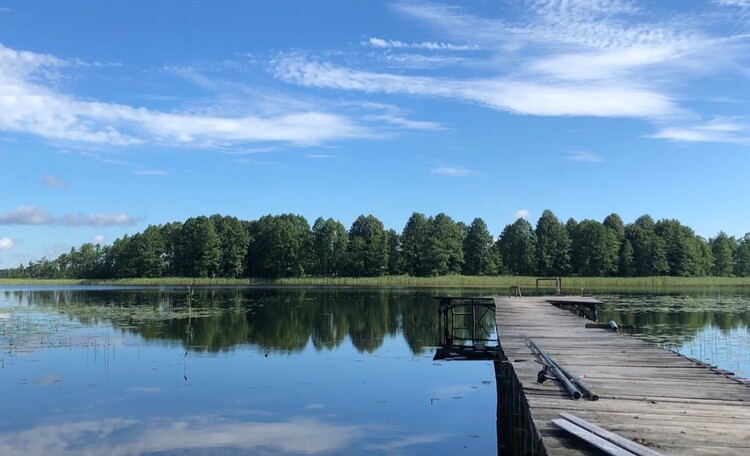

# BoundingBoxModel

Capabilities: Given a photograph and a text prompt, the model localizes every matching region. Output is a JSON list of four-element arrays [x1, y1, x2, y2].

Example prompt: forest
[[2, 210, 749, 279]]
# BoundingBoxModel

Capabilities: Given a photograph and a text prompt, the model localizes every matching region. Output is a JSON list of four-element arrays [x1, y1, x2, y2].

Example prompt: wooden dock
[[492, 296, 750, 455]]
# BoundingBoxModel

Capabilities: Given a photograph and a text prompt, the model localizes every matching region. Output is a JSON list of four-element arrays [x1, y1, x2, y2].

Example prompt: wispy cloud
[[134, 169, 168, 175], [380, 52, 466, 69], [515, 209, 531, 219], [650, 117, 750, 144], [0, 7, 11, 13], [431, 166, 477, 177], [79, 151, 139, 167], [273, 56, 676, 118], [93, 234, 105, 244], [0, 237, 14, 251], [306, 154, 335, 159], [358, 102, 442, 130], [716, 0, 750, 8], [0, 43, 368, 148], [363, 37, 479, 51], [566, 151, 604, 162], [271, 1, 750, 145], [39, 174, 69, 189], [0, 206, 144, 227]]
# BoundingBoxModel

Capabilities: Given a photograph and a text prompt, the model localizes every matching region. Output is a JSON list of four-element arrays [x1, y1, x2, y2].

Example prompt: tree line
[[3, 210, 750, 279]]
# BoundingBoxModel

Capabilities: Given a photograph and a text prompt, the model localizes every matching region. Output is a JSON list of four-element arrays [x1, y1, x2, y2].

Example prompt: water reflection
[[0, 415, 367, 456], [0, 285, 501, 456], [597, 293, 750, 344], [2, 287, 458, 355], [597, 293, 750, 377]]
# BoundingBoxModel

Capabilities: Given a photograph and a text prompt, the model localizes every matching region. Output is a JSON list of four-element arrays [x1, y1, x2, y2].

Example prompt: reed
[[1, 275, 748, 288]]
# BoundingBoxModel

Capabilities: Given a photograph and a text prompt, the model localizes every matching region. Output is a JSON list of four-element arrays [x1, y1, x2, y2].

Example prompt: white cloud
[[39, 174, 68, 189], [0, 206, 55, 225], [93, 235, 105, 244], [0, 206, 144, 227], [0, 237, 14, 251], [273, 56, 676, 119], [431, 167, 477, 177], [515, 209, 531, 219], [269, 1, 750, 146], [566, 151, 604, 162], [306, 154, 335, 159], [364, 37, 479, 51], [60, 213, 145, 227], [0, 43, 367, 147], [716, 0, 750, 7], [650, 117, 750, 144], [381, 52, 466, 69], [134, 169, 167, 175]]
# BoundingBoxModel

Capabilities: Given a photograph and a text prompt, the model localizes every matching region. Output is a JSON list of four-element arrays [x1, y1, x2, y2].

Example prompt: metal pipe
[[552, 358, 599, 401], [526, 335, 599, 401], [526, 337, 581, 400]]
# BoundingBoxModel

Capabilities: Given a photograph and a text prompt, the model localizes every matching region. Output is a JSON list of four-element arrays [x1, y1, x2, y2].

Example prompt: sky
[[1, 0, 749, 268]]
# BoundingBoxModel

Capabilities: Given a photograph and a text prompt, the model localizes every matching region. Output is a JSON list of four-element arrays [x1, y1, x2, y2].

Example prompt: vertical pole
[[472, 302, 477, 343]]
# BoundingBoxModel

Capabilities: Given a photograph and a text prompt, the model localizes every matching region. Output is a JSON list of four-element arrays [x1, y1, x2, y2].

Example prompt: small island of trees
[[2, 210, 749, 280]]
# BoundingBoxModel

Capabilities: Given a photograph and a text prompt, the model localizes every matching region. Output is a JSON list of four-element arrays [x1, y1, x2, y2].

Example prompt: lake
[[0, 285, 748, 455]]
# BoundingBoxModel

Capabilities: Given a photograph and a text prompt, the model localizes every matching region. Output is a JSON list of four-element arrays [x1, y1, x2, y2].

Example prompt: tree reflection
[[597, 293, 750, 347], [8, 287, 446, 354], [9, 288, 747, 355]]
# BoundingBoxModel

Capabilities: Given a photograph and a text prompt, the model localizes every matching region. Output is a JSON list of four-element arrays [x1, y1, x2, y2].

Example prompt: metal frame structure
[[433, 296, 500, 361]]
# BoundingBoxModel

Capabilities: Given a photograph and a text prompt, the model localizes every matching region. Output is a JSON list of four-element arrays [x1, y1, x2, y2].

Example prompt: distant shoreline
[[1, 275, 749, 288]]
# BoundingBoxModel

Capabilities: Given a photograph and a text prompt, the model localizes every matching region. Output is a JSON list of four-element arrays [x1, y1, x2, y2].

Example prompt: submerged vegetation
[[2, 210, 749, 281]]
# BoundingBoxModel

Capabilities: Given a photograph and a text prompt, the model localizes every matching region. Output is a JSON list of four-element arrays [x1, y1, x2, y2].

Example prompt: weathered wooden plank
[[492, 295, 750, 456], [551, 418, 638, 455]]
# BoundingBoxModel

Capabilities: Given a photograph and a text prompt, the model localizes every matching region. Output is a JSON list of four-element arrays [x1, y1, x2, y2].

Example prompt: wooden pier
[[491, 296, 750, 455]]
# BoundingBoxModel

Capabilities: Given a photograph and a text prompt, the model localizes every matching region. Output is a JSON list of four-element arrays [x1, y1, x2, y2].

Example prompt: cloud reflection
[[0, 416, 363, 456]]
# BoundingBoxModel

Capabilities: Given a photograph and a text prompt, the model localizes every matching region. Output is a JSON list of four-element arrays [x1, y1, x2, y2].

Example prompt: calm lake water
[[0, 286, 748, 456]]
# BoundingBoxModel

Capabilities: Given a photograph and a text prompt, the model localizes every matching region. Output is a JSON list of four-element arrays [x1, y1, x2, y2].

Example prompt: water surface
[[0, 286, 497, 456], [2, 286, 749, 456]]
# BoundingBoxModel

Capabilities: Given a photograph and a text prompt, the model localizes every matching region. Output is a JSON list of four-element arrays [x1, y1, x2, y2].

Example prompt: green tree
[[425, 213, 464, 275], [710, 232, 737, 276], [463, 217, 497, 275], [248, 214, 312, 278], [346, 215, 388, 276], [603, 213, 626, 241], [654, 219, 702, 277], [571, 220, 619, 276], [735, 234, 750, 277], [180, 216, 223, 277], [619, 239, 635, 276], [130, 225, 167, 277], [312, 217, 348, 276], [160, 221, 183, 276], [385, 229, 403, 275], [535, 209, 571, 276], [625, 215, 669, 276], [401, 212, 430, 276], [211, 215, 251, 278], [694, 236, 715, 276], [496, 218, 537, 275]]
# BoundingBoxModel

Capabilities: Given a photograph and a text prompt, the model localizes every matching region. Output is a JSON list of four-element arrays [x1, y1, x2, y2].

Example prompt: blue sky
[[1, 0, 749, 268]]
